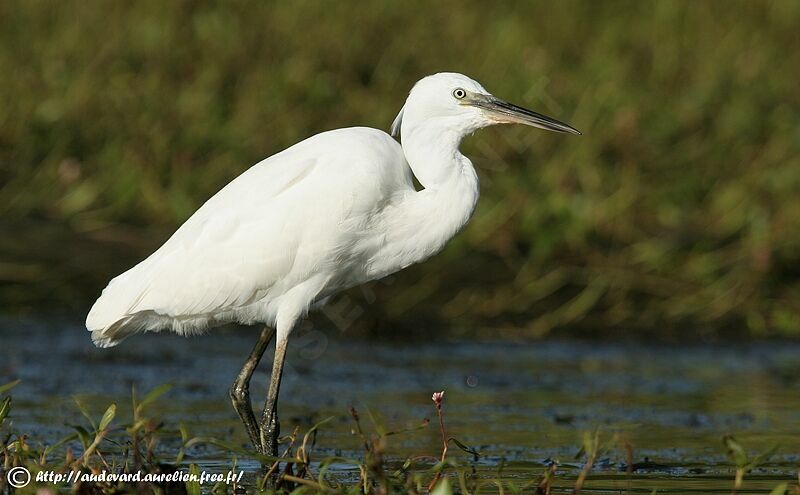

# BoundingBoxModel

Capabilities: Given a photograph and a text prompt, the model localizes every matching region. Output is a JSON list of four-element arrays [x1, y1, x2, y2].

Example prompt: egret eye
[[453, 88, 466, 99]]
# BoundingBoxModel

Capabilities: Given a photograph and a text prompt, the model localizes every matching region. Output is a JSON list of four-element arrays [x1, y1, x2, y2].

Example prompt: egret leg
[[230, 326, 274, 453], [260, 336, 288, 456]]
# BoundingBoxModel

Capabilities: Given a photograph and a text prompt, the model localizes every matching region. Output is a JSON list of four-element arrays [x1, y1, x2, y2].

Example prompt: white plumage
[[87, 127, 416, 346], [87, 72, 578, 348], [86, 72, 579, 456]]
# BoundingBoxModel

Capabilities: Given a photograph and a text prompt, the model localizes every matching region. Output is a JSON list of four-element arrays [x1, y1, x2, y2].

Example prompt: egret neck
[[375, 119, 480, 276]]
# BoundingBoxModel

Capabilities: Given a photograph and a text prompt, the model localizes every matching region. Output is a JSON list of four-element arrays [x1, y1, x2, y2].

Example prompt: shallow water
[[3, 317, 799, 493]]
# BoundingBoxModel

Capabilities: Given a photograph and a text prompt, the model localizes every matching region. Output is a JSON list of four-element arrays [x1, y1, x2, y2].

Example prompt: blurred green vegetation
[[1, 1, 800, 339]]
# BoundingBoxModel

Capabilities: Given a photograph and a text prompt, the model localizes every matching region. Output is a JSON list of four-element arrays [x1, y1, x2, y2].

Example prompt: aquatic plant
[[1, 380, 797, 494], [723, 434, 783, 495]]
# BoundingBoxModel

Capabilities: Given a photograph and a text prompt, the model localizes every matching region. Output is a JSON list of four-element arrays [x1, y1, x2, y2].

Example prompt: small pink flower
[[432, 390, 445, 407]]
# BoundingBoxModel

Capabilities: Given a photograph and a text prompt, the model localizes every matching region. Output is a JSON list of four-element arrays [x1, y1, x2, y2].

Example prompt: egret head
[[391, 72, 580, 140]]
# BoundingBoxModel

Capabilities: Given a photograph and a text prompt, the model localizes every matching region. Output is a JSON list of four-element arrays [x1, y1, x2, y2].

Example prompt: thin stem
[[437, 407, 448, 463], [428, 393, 448, 491]]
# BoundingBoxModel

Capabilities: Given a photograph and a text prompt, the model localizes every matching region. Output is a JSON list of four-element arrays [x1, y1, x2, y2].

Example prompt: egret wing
[[86, 127, 410, 345]]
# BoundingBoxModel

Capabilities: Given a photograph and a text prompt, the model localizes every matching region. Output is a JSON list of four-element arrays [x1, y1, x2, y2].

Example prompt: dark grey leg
[[230, 326, 274, 453], [260, 337, 288, 456]]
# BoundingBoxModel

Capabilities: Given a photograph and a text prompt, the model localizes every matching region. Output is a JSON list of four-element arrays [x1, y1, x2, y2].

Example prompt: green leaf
[[176, 422, 190, 464], [43, 432, 79, 457], [723, 434, 748, 467], [0, 396, 11, 425], [305, 416, 335, 439], [72, 425, 92, 448], [180, 422, 189, 443], [126, 418, 148, 437], [137, 384, 172, 414], [0, 379, 21, 395], [430, 477, 453, 495], [769, 483, 787, 495], [73, 397, 97, 430], [583, 430, 598, 455], [365, 408, 387, 437], [186, 463, 201, 495], [746, 444, 780, 470], [98, 403, 117, 432]]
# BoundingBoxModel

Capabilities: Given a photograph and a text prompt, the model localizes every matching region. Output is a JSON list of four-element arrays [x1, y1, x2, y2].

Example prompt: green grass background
[[2, 1, 799, 339]]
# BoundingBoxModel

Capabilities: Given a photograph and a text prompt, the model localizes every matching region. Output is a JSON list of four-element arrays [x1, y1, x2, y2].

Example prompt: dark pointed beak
[[469, 94, 581, 135]]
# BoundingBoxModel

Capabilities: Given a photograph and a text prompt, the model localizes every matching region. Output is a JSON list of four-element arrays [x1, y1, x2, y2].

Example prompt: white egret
[[86, 72, 579, 456]]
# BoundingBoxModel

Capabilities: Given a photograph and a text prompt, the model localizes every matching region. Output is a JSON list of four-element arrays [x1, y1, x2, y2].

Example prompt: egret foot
[[230, 326, 274, 454], [260, 336, 288, 457], [261, 409, 279, 457]]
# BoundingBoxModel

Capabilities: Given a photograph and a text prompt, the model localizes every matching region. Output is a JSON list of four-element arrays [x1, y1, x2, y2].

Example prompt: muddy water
[[3, 317, 799, 493]]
